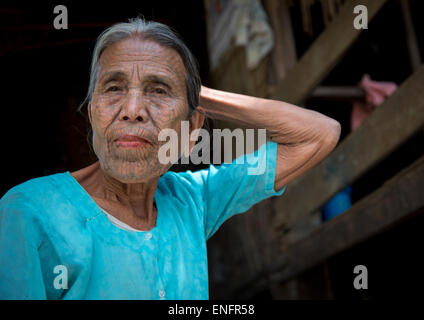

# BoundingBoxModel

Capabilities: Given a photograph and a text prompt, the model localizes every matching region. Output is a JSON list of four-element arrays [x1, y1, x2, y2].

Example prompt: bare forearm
[[198, 86, 341, 189], [198, 86, 340, 146]]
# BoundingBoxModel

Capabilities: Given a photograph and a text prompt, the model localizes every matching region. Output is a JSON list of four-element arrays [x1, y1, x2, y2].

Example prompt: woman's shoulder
[[0, 172, 71, 212], [0, 172, 89, 252]]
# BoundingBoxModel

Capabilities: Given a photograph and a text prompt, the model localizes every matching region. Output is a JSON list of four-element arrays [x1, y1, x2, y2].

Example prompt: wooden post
[[399, 0, 422, 71], [263, 0, 297, 85]]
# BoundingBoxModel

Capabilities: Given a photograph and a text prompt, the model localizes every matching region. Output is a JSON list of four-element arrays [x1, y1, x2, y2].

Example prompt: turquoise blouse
[[0, 141, 285, 299]]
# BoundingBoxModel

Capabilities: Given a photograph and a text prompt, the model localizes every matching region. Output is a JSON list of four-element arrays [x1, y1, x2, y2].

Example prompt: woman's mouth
[[115, 135, 152, 149]]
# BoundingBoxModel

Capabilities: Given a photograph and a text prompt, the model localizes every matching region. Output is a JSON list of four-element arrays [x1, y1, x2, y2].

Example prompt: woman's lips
[[115, 135, 152, 148]]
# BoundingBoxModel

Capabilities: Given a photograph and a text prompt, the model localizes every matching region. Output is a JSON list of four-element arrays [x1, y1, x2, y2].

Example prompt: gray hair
[[80, 17, 201, 116]]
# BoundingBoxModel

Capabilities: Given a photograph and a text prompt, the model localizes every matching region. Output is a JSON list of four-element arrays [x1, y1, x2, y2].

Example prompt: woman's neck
[[100, 168, 158, 214], [71, 161, 159, 229]]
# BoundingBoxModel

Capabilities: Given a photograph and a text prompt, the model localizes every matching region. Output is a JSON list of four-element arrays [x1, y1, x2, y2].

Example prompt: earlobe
[[188, 109, 206, 153], [190, 108, 206, 130]]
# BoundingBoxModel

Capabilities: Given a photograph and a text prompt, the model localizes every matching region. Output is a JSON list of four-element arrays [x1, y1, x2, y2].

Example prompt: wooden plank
[[273, 65, 424, 231], [400, 0, 421, 71], [309, 86, 365, 102], [271, 0, 388, 104], [232, 155, 424, 298], [264, 0, 297, 83]]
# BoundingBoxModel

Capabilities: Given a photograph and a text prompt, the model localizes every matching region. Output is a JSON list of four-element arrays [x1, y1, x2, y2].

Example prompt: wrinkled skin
[[90, 37, 200, 182], [71, 37, 204, 230]]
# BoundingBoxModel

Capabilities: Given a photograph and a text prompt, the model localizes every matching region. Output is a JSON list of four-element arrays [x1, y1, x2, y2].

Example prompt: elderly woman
[[0, 18, 340, 299]]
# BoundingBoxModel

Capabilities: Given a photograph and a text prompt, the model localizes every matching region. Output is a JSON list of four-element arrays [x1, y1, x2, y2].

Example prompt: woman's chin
[[110, 169, 151, 183], [101, 159, 166, 184]]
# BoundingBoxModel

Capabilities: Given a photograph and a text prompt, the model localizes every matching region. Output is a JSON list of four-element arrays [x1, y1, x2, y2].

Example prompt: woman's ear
[[188, 108, 206, 153]]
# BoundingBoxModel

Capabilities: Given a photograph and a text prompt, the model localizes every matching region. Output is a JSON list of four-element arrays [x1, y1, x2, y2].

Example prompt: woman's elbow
[[322, 119, 341, 152]]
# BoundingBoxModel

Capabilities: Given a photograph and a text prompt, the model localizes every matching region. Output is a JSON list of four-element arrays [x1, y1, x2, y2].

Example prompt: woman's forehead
[[98, 38, 186, 83]]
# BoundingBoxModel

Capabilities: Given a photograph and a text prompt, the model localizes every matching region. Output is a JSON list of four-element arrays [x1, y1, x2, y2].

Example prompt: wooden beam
[[264, 0, 297, 83], [271, 0, 388, 104], [309, 86, 365, 102], [233, 155, 424, 298], [274, 65, 424, 231], [399, 0, 422, 71]]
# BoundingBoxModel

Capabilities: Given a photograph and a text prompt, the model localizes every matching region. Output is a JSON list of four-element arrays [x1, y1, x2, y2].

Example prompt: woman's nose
[[120, 90, 149, 122]]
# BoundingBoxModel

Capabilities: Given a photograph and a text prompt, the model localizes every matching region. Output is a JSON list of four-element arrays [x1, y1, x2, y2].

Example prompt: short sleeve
[[175, 141, 286, 240], [0, 191, 47, 299]]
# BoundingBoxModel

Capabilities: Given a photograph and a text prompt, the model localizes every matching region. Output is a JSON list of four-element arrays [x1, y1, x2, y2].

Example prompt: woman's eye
[[146, 86, 167, 95], [106, 86, 122, 92], [155, 88, 166, 94]]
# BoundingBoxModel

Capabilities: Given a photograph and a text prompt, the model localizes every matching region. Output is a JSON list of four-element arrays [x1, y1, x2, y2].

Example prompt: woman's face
[[89, 37, 193, 183]]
